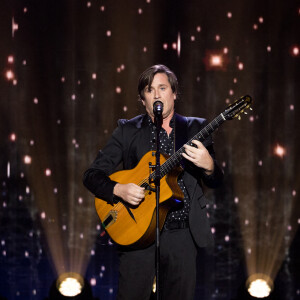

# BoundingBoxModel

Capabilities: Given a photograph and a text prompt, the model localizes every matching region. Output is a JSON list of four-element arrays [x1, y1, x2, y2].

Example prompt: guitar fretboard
[[149, 113, 226, 180]]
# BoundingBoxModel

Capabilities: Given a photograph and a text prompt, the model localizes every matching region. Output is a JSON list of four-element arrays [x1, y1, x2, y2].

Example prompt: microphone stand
[[154, 113, 162, 300]]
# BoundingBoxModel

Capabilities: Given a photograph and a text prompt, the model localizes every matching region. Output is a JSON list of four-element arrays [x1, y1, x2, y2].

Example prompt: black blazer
[[83, 113, 223, 247]]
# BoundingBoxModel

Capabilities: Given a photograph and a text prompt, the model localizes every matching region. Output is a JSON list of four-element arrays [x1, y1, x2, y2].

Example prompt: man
[[83, 64, 223, 300]]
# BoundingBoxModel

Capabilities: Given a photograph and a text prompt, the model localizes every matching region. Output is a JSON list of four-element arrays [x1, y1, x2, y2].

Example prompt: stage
[[0, 0, 299, 299]]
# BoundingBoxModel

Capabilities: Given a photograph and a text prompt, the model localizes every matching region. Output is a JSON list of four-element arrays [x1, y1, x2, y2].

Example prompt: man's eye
[[160, 87, 166, 91]]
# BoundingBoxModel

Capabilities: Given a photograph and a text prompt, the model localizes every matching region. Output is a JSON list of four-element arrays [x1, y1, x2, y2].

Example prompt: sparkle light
[[290, 45, 299, 57], [204, 50, 228, 70], [177, 32, 181, 57], [8, 55, 14, 63], [274, 143, 286, 158], [24, 155, 32, 164], [238, 62, 244, 70], [10, 133, 16, 141], [7, 162, 10, 178], [5, 70, 15, 80], [45, 169, 52, 176], [12, 17, 19, 37], [90, 278, 96, 286], [211, 55, 222, 66]]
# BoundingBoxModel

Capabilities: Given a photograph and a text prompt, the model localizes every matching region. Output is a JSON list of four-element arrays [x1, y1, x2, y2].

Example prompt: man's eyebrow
[[145, 83, 168, 91]]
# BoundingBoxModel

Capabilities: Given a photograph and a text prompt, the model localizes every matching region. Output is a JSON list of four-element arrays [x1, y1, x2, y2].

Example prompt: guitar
[[95, 95, 252, 248]]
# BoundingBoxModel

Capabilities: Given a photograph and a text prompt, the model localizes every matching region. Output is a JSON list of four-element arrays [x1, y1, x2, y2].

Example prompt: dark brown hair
[[138, 64, 178, 100]]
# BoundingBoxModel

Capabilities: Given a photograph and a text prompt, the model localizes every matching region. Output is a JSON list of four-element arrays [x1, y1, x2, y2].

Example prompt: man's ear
[[141, 99, 145, 106]]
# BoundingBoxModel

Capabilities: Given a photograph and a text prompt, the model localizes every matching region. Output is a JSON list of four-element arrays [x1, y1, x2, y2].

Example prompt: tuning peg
[[244, 111, 248, 114], [238, 115, 241, 120], [250, 107, 253, 110]]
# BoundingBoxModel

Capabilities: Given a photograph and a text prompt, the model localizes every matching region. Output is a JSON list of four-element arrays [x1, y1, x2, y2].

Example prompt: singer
[[83, 64, 224, 300]]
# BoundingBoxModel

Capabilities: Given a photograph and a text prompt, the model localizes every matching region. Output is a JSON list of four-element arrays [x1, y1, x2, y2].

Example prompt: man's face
[[142, 72, 176, 120]]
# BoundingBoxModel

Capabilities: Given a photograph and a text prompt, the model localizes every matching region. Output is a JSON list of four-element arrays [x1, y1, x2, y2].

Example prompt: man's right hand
[[113, 183, 145, 206]]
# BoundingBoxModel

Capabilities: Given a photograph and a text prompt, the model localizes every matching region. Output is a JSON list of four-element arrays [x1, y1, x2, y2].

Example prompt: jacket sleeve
[[83, 122, 126, 203]]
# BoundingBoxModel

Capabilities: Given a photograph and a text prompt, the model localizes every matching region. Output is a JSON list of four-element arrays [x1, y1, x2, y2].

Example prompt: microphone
[[153, 101, 164, 116]]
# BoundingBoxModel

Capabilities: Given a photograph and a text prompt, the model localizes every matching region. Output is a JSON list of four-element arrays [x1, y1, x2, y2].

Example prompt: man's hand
[[113, 183, 145, 206], [182, 140, 214, 175]]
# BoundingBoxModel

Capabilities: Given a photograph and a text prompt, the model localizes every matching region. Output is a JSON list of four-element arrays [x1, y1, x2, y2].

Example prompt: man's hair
[[138, 64, 178, 101]]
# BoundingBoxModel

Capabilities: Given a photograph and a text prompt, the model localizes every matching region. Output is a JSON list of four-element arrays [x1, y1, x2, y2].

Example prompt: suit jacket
[[83, 113, 223, 248]]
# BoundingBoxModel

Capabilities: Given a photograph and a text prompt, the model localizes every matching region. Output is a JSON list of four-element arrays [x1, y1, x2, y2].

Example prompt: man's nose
[[154, 89, 161, 99]]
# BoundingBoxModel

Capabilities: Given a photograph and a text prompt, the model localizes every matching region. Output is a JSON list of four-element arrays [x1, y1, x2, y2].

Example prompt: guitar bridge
[[102, 210, 118, 229]]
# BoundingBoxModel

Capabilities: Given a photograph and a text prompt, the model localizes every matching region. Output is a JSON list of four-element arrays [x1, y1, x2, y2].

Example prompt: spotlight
[[246, 273, 274, 298], [57, 273, 84, 297], [46, 272, 96, 300]]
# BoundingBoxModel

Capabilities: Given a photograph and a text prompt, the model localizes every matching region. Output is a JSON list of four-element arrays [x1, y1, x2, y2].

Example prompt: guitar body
[[95, 151, 184, 248]]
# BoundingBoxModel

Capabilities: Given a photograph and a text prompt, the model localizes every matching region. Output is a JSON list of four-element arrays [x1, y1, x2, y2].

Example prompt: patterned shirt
[[148, 116, 190, 222]]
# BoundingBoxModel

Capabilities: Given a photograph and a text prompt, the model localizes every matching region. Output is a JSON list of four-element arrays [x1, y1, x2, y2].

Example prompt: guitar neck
[[156, 113, 226, 177]]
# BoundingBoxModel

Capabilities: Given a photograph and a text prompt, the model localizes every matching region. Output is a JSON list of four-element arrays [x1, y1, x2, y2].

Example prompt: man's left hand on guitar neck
[[182, 140, 214, 175]]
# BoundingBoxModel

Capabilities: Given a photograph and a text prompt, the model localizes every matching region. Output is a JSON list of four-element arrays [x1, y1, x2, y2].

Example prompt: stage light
[[57, 273, 84, 297], [246, 273, 273, 298], [47, 272, 95, 300]]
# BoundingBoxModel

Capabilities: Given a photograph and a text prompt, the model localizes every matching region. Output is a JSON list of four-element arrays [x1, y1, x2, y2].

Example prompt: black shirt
[[148, 116, 190, 222]]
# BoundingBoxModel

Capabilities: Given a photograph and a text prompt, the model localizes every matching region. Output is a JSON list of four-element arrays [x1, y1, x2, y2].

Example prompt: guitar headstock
[[223, 95, 252, 120]]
